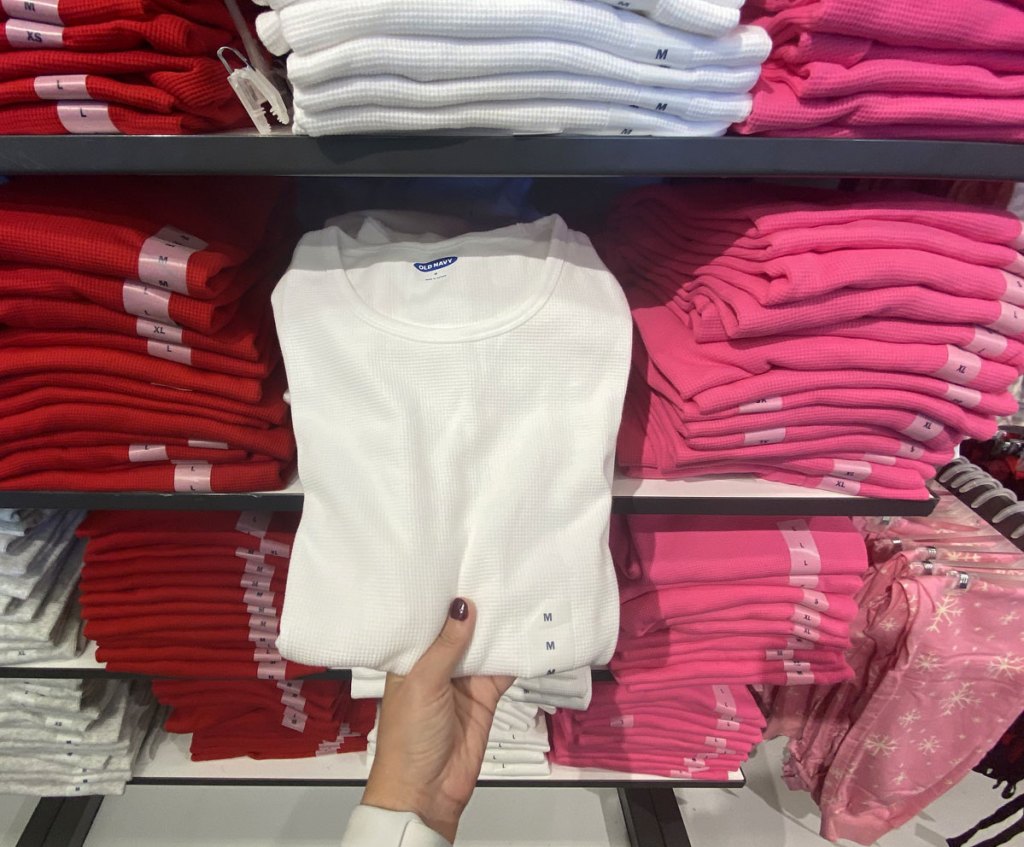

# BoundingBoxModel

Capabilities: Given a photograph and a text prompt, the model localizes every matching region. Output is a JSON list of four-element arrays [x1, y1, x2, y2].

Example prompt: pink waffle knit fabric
[[747, 0, 1024, 52]]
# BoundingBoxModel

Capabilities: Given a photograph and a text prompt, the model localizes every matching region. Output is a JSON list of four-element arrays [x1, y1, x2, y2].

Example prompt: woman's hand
[[362, 598, 514, 843]]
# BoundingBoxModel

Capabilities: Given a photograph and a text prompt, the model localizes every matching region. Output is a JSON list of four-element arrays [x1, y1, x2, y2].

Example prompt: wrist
[[363, 769, 462, 843]]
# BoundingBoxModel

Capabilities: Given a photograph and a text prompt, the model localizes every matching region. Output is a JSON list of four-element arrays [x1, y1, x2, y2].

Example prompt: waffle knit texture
[[272, 213, 631, 676]]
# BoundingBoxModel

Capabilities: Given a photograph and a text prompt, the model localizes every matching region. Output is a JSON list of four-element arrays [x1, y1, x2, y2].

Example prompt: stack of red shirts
[[0, 176, 296, 493], [734, 0, 1024, 140], [0, 0, 251, 134], [151, 678, 376, 761], [610, 515, 868, 689], [599, 183, 1024, 499], [76, 508, 376, 761], [549, 681, 765, 780]]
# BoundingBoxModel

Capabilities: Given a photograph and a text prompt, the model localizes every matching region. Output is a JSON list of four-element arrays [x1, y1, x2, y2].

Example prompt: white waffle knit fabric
[[272, 213, 630, 676], [255, 0, 771, 69], [292, 73, 752, 123], [588, 0, 740, 36], [292, 99, 731, 136], [284, 35, 764, 91]]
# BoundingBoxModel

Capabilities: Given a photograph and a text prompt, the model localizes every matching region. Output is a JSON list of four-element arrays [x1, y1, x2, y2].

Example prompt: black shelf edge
[[2, 135, 1023, 179], [0, 490, 937, 517], [128, 775, 745, 789]]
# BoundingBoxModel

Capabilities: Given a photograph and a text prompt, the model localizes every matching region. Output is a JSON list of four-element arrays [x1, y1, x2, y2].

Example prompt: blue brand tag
[[413, 256, 458, 273]]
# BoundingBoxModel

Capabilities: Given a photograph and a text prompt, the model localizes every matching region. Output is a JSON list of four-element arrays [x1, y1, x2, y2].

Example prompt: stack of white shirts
[[0, 679, 161, 796], [354, 668, 592, 776], [0, 511, 86, 665], [251, 0, 771, 136]]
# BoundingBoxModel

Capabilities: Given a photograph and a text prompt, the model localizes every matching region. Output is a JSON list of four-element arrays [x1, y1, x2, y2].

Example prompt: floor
[[0, 739, 1016, 846]]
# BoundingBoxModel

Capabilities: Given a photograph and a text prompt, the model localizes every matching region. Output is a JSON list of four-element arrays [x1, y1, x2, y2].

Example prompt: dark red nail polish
[[449, 598, 468, 621]]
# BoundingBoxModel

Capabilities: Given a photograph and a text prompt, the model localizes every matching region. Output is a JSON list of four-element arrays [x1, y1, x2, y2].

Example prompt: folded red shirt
[[0, 459, 291, 491], [4, 0, 237, 28], [0, 101, 248, 135]]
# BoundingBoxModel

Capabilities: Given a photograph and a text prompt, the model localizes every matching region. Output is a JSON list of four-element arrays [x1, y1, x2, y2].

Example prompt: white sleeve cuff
[[340, 805, 452, 847]]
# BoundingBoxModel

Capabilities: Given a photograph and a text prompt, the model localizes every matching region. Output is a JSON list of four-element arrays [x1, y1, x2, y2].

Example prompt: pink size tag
[[1008, 252, 1024, 275], [248, 613, 278, 631], [243, 588, 276, 607], [282, 708, 308, 733], [34, 74, 86, 99], [243, 560, 275, 578], [122, 281, 174, 323], [257, 660, 286, 681], [5, 19, 63, 47], [1002, 270, 1024, 307], [235, 547, 267, 563], [901, 415, 943, 442], [259, 537, 291, 558], [743, 427, 785, 446], [704, 736, 727, 751], [786, 670, 815, 685], [738, 396, 783, 414], [791, 606, 822, 628], [240, 574, 272, 592], [147, 339, 192, 366], [789, 574, 819, 589], [933, 346, 982, 385], [236, 512, 271, 537], [831, 459, 871, 481], [189, 439, 228, 449], [712, 684, 736, 718], [247, 632, 275, 647], [766, 649, 795, 661], [778, 520, 822, 585], [787, 636, 814, 650], [966, 326, 1009, 358], [790, 623, 821, 643], [137, 226, 208, 294], [128, 444, 168, 463], [817, 476, 861, 495], [896, 441, 924, 459], [277, 681, 303, 695], [802, 589, 830, 612], [254, 647, 282, 663], [135, 317, 183, 345], [862, 452, 897, 466], [716, 718, 740, 733], [990, 301, 1024, 338], [2, 0, 61, 23], [610, 716, 634, 728], [280, 691, 307, 711], [784, 660, 812, 673], [669, 769, 700, 778], [57, 101, 117, 133], [944, 383, 982, 409], [173, 463, 211, 493]]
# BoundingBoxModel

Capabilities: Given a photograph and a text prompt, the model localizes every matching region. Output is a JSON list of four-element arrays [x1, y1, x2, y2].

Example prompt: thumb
[[412, 597, 476, 684]]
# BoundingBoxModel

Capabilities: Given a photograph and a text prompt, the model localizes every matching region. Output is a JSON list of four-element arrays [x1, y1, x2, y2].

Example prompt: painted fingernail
[[449, 598, 468, 621]]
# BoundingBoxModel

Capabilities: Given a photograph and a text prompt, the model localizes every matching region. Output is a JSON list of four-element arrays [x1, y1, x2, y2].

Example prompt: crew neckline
[[329, 215, 568, 343]]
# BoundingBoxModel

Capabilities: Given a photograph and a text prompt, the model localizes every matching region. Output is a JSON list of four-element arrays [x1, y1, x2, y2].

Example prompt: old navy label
[[414, 256, 458, 273]]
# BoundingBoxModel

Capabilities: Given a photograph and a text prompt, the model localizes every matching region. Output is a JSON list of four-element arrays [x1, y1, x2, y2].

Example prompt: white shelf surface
[[131, 733, 744, 788]]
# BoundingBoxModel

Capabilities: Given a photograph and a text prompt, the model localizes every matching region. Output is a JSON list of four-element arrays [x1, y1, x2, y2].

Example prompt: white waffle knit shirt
[[255, 0, 771, 70], [272, 215, 630, 676], [292, 99, 731, 136], [284, 35, 763, 91], [589, 0, 739, 36], [292, 73, 752, 123]]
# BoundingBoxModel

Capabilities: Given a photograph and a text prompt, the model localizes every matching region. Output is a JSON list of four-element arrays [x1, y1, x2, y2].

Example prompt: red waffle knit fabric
[[0, 461, 290, 491], [3, 0, 237, 27], [0, 177, 283, 297], [0, 14, 234, 55], [0, 65, 244, 122], [0, 102, 248, 135]]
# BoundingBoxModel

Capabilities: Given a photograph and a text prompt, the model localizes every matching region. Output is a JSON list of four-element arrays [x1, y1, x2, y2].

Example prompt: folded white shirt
[[256, 0, 771, 70], [293, 99, 731, 136], [293, 73, 752, 124], [285, 35, 763, 92], [589, 0, 739, 37]]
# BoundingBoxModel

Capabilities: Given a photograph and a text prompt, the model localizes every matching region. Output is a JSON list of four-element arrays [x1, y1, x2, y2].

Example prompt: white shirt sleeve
[[340, 806, 452, 847]]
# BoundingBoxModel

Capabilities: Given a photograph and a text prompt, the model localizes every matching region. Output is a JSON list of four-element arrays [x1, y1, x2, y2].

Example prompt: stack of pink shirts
[[0, 176, 296, 492], [599, 183, 1024, 499], [734, 0, 1024, 140], [549, 680, 765, 780], [764, 484, 1024, 844], [611, 515, 868, 688]]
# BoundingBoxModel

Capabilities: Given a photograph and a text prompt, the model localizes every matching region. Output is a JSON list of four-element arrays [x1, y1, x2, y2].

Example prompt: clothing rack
[[1, 133, 1021, 847], [937, 458, 1024, 553]]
